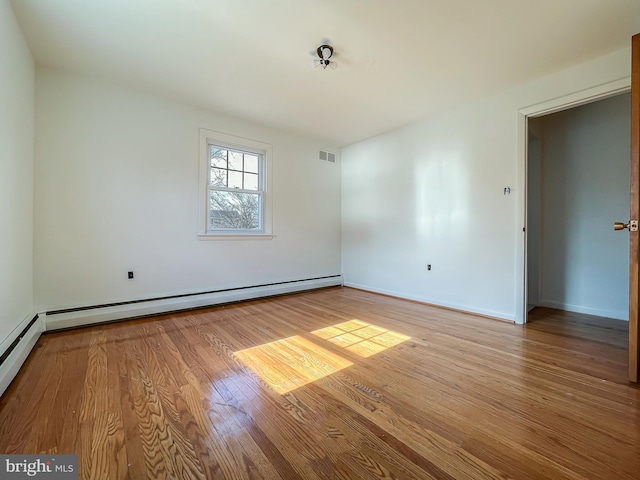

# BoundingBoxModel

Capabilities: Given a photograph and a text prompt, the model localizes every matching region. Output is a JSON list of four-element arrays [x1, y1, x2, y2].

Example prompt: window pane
[[211, 148, 227, 168], [228, 170, 243, 189], [229, 151, 243, 171], [244, 155, 259, 173], [244, 172, 258, 190], [211, 168, 227, 187], [210, 191, 260, 230]]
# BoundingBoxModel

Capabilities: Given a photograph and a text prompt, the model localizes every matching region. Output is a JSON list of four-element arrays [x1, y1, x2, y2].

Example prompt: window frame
[[198, 129, 273, 240]]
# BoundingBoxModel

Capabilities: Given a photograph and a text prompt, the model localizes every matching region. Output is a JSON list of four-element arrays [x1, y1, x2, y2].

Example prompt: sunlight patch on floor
[[312, 320, 411, 357], [234, 335, 352, 395]]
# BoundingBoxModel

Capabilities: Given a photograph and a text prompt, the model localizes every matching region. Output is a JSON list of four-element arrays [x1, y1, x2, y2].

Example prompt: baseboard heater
[[0, 313, 44, 397], [45, 274, 343, 331]]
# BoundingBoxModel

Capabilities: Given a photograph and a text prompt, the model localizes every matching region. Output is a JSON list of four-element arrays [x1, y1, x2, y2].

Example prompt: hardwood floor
[[0, 287, 639, 479]]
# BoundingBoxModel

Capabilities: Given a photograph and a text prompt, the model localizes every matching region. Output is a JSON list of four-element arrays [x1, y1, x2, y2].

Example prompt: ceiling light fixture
[[312, 44, 337, 70]]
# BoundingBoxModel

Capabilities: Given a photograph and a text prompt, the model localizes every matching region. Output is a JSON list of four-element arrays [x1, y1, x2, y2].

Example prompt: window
[[209, 146, 262, 230], [199, 130, 273, 238]]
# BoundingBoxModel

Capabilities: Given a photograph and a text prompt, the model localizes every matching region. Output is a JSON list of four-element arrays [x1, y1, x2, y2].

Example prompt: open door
[[629, 33, 640, 384]]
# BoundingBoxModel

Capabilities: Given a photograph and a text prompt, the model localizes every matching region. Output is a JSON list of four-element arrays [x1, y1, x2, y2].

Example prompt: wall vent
[[319, 150, 336, 163]]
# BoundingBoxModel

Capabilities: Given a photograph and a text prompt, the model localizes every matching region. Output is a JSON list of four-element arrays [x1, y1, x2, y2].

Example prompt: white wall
[[34, 68, 341, 311], [0, 0, 35, 344], [342, 48, 631, 321], [536, 94, 630, 319]]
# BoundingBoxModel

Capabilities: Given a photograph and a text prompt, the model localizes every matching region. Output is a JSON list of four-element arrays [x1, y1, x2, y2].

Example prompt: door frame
[[630, 33, 640, 383], [515, 77, 631, 326]]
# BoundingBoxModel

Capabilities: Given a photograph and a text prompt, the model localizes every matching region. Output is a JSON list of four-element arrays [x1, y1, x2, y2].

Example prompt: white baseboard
[[0, 312, 44, 397], [539, 299, 628, 321], [344, 282, 515, 322], [45, 276, 343, 331]]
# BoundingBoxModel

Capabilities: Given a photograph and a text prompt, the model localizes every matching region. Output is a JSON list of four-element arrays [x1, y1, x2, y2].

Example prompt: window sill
[[197, 233, 275, 241]]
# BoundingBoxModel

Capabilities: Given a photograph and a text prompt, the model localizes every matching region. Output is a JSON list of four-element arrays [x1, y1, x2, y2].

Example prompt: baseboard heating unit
[[45, 275, 343, 331], [0, 313, 44, 397]]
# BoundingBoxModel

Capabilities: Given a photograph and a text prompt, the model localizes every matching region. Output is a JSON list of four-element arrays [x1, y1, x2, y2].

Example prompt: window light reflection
[[235, 335, 352, 395], [312, 320, 410, 357]]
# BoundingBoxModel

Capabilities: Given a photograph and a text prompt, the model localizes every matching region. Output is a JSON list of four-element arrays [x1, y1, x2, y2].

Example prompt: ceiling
[[10, 0, 640, 146]]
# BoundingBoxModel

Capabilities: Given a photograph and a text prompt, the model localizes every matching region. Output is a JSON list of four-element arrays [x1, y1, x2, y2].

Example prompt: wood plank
[[0, 287, 639, 479]]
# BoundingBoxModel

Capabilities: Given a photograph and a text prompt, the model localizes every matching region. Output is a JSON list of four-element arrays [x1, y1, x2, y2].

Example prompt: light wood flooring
[[0, 287, 638, 479]]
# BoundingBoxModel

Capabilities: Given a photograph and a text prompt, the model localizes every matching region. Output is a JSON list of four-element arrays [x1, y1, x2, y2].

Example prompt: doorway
[[526, 93, 631, 322]]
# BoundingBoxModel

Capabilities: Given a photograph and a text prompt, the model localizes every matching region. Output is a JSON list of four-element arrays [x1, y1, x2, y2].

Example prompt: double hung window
[[199, 130, 272, 238]]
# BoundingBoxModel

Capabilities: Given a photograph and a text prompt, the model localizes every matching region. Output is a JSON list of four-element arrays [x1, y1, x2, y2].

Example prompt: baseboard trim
[[344, 283, 515, 323], [0, 313, 44, 397], [45, 275, 343, 331], [538, 299, 628, 321]]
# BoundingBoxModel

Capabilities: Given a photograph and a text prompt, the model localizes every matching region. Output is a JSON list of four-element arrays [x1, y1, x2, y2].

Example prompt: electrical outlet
[[128, 271, 134, 279], [427, 264, 432, 271]]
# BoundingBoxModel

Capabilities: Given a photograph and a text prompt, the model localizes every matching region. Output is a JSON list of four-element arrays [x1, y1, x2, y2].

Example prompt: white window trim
[[198, 129, 274, 240]]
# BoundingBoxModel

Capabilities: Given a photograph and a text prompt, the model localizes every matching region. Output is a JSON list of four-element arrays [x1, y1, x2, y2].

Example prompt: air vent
[[319, 150, 336, 163]]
